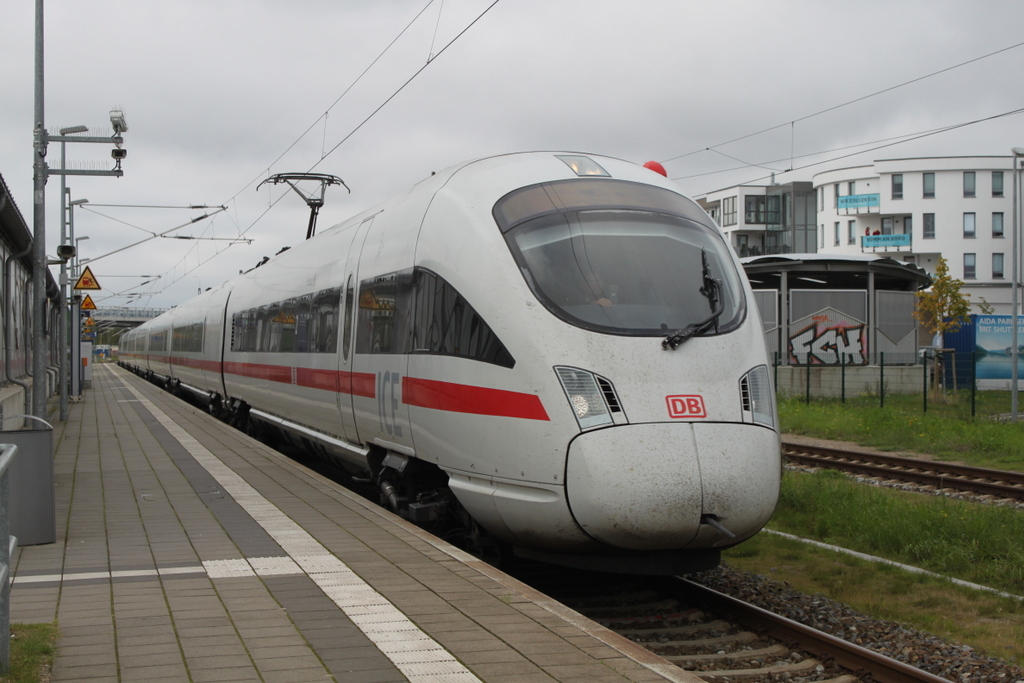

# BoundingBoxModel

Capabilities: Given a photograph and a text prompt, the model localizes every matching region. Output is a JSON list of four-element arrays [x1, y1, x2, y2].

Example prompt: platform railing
[[0, 443, 19, 673]]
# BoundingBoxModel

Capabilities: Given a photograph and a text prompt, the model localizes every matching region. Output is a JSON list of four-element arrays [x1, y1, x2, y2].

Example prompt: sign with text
[[862, 234, 911, 249], [838, 193, 880, 210]]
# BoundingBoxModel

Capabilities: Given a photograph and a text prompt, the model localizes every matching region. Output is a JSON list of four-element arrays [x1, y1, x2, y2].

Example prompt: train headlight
[[555, 366, 612, 430], [740, 365, 776, 430], [570, 394, 590, 418]]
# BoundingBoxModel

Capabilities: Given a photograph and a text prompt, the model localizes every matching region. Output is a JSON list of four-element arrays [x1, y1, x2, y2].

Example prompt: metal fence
[[0, 443, 18, 673], [773, 350, 1004, 418]]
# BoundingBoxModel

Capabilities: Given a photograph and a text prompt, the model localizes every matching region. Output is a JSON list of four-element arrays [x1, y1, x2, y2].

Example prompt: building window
[[993, 171, 1004, 197], [964, 253, 976, 280], [745, 196, 766, 224], [817, 187, 823, 212], [847, 220, 856, 245], [993, 212, 1004, 238], [819, 224, 824, 249], [891, 174, 903, 199], [834, 221, 840, 247], [905, 215, 912, 235], [993, 253, 1005, 279], [881, 217, 893, 235], [923, 213, 935, 239], [923, 172, 935, 198], [963, 212, 976, 238], [963, 171, 976, 198], [848, 181, 855, 196], [722, 196, 737, 226], [834, 183, 840, 209]]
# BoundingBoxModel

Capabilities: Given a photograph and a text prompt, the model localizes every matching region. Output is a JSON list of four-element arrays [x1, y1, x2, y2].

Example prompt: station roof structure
[[740, 253, 932, 292]]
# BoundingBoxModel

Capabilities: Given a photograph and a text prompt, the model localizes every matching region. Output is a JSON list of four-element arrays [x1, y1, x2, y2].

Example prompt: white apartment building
[[700, 156, 1019, 314]]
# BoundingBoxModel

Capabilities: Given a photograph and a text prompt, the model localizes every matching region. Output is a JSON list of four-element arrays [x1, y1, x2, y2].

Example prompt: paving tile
[[9, 366, 685, 683]]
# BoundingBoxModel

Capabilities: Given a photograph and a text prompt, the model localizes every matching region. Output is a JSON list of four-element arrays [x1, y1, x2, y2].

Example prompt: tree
[[913, 257, 972, 391], [913, 257, 971, 340]]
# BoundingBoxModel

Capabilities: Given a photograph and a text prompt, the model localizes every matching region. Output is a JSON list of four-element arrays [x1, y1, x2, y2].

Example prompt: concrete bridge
[[90, 307, 167, 343]]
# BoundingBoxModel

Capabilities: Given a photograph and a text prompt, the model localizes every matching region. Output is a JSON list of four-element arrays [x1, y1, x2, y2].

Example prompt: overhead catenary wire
[[138, 0, 501, 304], [121, 0, 449, 305], [660, 38, 1024, 166], [684, 105, 1024, 198]]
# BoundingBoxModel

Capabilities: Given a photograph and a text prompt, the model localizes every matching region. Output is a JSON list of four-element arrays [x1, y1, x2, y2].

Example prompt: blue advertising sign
[[861, 234, 911, 249], [974, 315, 1024, 380], [838, 193, 880, 210]]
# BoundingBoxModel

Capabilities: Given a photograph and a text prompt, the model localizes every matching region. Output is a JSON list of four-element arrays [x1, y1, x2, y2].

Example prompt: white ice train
[[119, 152, 781, 574]]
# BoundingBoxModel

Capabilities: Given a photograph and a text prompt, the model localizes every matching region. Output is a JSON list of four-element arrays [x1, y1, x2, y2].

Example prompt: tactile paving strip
[[119, 377, 482, 683]]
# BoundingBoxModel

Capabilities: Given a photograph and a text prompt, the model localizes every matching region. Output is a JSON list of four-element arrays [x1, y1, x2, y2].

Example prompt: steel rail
[[782, 441, 1024, 501], [675, 578, 953, 683]]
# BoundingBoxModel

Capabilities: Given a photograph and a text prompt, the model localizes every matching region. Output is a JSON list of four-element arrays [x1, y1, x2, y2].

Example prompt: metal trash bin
[[2, 416, 55, 546]]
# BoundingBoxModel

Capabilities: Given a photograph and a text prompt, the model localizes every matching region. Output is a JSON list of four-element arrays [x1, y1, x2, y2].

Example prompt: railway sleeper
[[560, 590, 659, 608], [643, 629, 759, 650], [695, 656, 824, 679], [575, 598, 681, 618], [616, 618, 730, 639], [657, 642, 785, 663]]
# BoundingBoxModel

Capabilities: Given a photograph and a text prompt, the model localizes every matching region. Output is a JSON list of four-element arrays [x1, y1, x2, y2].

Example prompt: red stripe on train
[[222, 361, 376, 398], [133, 359, 543, 420], [403, 377, 550, 421]]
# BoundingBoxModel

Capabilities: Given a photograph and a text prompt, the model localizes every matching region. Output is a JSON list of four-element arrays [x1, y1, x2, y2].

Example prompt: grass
[[770, 469, 1024, 595], [0, 623, 57, 683], [724, 532, 1024, 665], [723, 395, 1024, 665], [779, 391, 1024, 471]]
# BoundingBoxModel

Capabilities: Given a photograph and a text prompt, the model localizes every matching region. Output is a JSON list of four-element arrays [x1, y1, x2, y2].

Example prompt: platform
[[9, 363, 699, 683]]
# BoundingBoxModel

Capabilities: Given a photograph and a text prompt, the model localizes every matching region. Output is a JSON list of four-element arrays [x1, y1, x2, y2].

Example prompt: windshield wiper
[[662, 249, 724, 351]]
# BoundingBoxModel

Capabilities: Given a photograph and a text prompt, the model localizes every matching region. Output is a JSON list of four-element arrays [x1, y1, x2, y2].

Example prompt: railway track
[[523, 569, 955, 683], [782, 441, 1024, 502]]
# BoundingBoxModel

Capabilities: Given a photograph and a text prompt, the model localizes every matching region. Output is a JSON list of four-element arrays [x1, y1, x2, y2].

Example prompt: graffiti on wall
[[788, 314, 867, 365]]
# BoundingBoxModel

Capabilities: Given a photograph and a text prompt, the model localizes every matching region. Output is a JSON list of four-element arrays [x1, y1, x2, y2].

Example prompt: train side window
[[255, 306, 269, 352], [267, 302, 283, 352], [277, 299, 297, 353], [312, 288, 341, 353], [245, 310, 257, 351], [172, 322, 204, 353], [356, 271, 413, 354], [294, 295, 312, 352], [343, 275, 355, 361], [149, 330, 167, 353], [412, 268, 514, 368]]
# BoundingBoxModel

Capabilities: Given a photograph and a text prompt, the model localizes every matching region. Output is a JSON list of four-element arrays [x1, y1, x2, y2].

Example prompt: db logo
[[666, 395, 707, 419]]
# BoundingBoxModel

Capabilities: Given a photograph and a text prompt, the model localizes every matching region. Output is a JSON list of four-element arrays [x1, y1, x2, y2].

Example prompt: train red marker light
[[643, 160, 667, 177]]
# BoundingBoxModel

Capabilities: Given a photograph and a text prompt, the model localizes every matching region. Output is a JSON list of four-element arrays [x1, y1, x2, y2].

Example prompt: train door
[[336, 217, 374, 444]]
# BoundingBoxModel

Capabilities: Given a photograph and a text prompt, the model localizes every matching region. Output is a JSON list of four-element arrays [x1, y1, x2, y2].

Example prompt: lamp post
[[57, 127, 87, 421], [1012, 148, 1024, 421]]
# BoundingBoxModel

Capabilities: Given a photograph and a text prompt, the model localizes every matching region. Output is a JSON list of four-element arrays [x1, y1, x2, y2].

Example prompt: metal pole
[[70, 210, 80, 397], [32, 0, 48, 420], [1013, 151, 1021, 421], [58, 173, 68, 421]]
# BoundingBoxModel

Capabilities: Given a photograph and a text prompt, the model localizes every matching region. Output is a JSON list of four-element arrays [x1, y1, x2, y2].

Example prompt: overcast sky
[[3, 0, 1024, 309]]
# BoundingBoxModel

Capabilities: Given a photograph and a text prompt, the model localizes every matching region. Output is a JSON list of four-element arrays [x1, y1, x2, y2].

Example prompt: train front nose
[[564, 423, 780, 551]]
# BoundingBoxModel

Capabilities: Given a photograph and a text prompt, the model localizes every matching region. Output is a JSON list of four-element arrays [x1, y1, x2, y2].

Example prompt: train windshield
[[496, 181, 745, 337]]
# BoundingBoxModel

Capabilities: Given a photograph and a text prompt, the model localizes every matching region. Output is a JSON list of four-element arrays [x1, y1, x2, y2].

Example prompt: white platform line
[[117, 370, 481, 683], [763, 529, 1023, 601], [12, 559, 303, 585]]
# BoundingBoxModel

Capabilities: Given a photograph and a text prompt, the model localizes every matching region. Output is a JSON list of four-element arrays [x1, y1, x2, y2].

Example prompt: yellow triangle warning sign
[[80, 294, 97, 310], [74, 266, 101, 291]]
